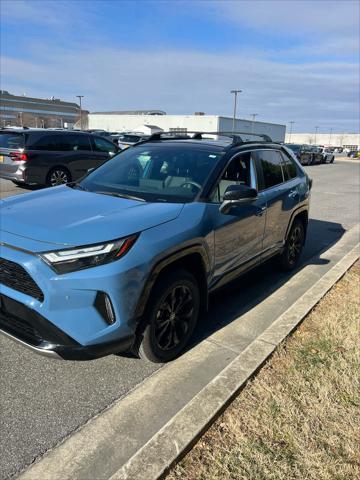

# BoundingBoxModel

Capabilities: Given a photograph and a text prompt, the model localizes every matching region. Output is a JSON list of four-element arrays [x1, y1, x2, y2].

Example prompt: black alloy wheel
[[278, 219, 305, 271], [287, 224, 303, 265], [137, 270, 200, 362], [47, 168, 71, 187]]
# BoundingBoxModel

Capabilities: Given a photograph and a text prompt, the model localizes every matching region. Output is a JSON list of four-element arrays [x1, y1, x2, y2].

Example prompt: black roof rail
[[136, 130, 273, 146], [214, 131, 272, 143]]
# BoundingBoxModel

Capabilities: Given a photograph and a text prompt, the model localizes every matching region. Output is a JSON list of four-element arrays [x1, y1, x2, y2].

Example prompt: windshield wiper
[[95, 191, 146, 202]]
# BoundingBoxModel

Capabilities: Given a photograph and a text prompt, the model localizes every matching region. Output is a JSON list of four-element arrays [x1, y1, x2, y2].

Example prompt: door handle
[[288, 189, 298, 198], [256, 206, 267, 216]]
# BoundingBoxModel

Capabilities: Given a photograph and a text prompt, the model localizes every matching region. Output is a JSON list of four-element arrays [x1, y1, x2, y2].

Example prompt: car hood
[[0, 186, 184, 251]]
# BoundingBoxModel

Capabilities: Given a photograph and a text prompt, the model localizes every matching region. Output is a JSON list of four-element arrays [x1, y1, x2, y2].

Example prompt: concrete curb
[[110, 243, 359, 480], [17, 228, 359, 480]]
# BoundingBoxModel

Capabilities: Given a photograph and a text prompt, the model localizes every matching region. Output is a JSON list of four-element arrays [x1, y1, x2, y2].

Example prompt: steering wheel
[[180, 181, 201, 192]]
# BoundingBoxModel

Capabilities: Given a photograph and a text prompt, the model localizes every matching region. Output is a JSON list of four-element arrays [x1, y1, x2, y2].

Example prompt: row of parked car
[[86, 129, 149, 150], [284, 144, 335, 165]]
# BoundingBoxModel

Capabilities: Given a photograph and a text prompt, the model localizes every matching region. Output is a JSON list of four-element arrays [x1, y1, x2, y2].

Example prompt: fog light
[[94, 292, 116, 325]]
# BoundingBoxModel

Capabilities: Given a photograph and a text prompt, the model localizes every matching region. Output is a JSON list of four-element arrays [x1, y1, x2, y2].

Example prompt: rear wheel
[[46, 167, 71, 187], [136, 269, 200, 363], [278, 219, 305, 271]]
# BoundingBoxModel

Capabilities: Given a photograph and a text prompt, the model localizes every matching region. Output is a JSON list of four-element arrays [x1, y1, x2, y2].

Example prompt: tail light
[[10, 151, 28, 161]]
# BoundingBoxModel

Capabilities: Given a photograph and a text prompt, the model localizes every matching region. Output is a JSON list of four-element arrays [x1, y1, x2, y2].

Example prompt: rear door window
[[0, 132, 26, 149], [63, 134, 92, 151], [255, 150, 284, 190]]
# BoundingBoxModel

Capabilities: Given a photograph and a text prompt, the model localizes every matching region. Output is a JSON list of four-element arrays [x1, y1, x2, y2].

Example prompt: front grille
[[0, 258, 44, 302]]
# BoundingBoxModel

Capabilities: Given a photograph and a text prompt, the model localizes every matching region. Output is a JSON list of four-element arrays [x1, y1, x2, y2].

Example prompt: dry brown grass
[[166, 263, 360, 480]]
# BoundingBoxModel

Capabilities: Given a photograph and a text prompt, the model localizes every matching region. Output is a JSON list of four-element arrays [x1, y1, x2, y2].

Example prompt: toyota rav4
[[0, 132, 311, 362]]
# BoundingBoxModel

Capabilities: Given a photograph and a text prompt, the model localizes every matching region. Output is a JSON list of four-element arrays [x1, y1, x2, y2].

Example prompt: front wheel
[[278, 220, 305, 271], [136, 270, 200, 363]]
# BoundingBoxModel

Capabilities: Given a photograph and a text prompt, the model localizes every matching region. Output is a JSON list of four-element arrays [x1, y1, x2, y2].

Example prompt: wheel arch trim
[[134, 244, 211, 319]]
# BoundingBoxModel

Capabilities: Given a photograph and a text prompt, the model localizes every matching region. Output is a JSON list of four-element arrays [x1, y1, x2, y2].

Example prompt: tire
[[278, 219, 305, 271], [46, 167, 71, 187], [136, 269, 200, 363]]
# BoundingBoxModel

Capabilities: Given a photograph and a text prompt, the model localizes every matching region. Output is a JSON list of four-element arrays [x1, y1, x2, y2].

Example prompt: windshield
[[0, 132, 26, 149], [80, 144, 223, 203]]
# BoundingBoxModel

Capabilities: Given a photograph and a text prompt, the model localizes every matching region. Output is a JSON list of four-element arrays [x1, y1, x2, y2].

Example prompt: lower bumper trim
[[0, 328, 62, 359]]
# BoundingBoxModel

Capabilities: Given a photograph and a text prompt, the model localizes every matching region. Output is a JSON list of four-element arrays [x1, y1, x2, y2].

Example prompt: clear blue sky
[[1, 0, 359, 132]]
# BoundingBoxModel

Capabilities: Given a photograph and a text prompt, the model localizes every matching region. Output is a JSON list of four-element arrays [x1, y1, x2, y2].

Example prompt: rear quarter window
[[280, 152, 297, 180], [0, 133, 26, 149]]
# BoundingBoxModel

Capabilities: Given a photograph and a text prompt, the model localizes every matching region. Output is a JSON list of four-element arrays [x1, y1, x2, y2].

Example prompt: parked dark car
[[347, 150, 360, 158], [0, 132, 311, 362], [284, 144, 313, 165], [309, 146, 323, 165], [0, 129, 118, 187]]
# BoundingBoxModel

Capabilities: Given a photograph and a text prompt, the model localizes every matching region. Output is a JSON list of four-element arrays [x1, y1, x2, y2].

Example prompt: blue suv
[[0, 132, 311, 362]]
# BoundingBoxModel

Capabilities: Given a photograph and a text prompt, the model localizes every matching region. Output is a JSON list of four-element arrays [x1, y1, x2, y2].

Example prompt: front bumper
[[0, 294, 135, 360], [0, 237, 151, 360]]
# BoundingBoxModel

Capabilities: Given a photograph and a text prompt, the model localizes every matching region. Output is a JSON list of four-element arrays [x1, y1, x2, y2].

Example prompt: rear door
[[254, 149, 299, 257], [210, 151, 267, 285]]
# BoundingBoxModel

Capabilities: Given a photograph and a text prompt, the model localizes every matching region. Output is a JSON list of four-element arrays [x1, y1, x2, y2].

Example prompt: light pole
[[314, 126, 319, 144], [250, 113, 258, 133], [230, 90, 242, 132], [76, 95, 84, 130], [289, 121, 295, 143], [329, 128, 333, 146]]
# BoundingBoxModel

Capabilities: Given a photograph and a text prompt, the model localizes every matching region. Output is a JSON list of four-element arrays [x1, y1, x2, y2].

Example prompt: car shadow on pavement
[[189, 218, 346, 349]]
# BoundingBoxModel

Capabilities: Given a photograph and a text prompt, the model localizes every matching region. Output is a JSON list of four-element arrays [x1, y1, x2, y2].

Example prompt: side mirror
[[219, 184, 258, 214]]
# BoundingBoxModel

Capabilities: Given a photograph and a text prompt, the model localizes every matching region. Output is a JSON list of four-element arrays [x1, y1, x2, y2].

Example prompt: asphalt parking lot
[[1, 160, 359, 480]]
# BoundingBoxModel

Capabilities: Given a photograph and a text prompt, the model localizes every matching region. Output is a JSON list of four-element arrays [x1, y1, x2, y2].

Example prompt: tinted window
[[280, 152, 297, 180], [32, 135, 63, 151], [0, 133, 25, 148], [64, 134, 92, 151], [80, 145, 222, 203], [93, 137, 117, 153], [33, 134, 91, 151], [257, 150, 284, 189]]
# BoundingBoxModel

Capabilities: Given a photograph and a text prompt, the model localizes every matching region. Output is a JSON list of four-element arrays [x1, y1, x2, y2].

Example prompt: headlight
[[40, 234, 138, 274]]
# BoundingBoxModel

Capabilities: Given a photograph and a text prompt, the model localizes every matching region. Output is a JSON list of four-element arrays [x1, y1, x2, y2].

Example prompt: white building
[[88, 112, 286, 142], [285, 132, 359, 149]]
